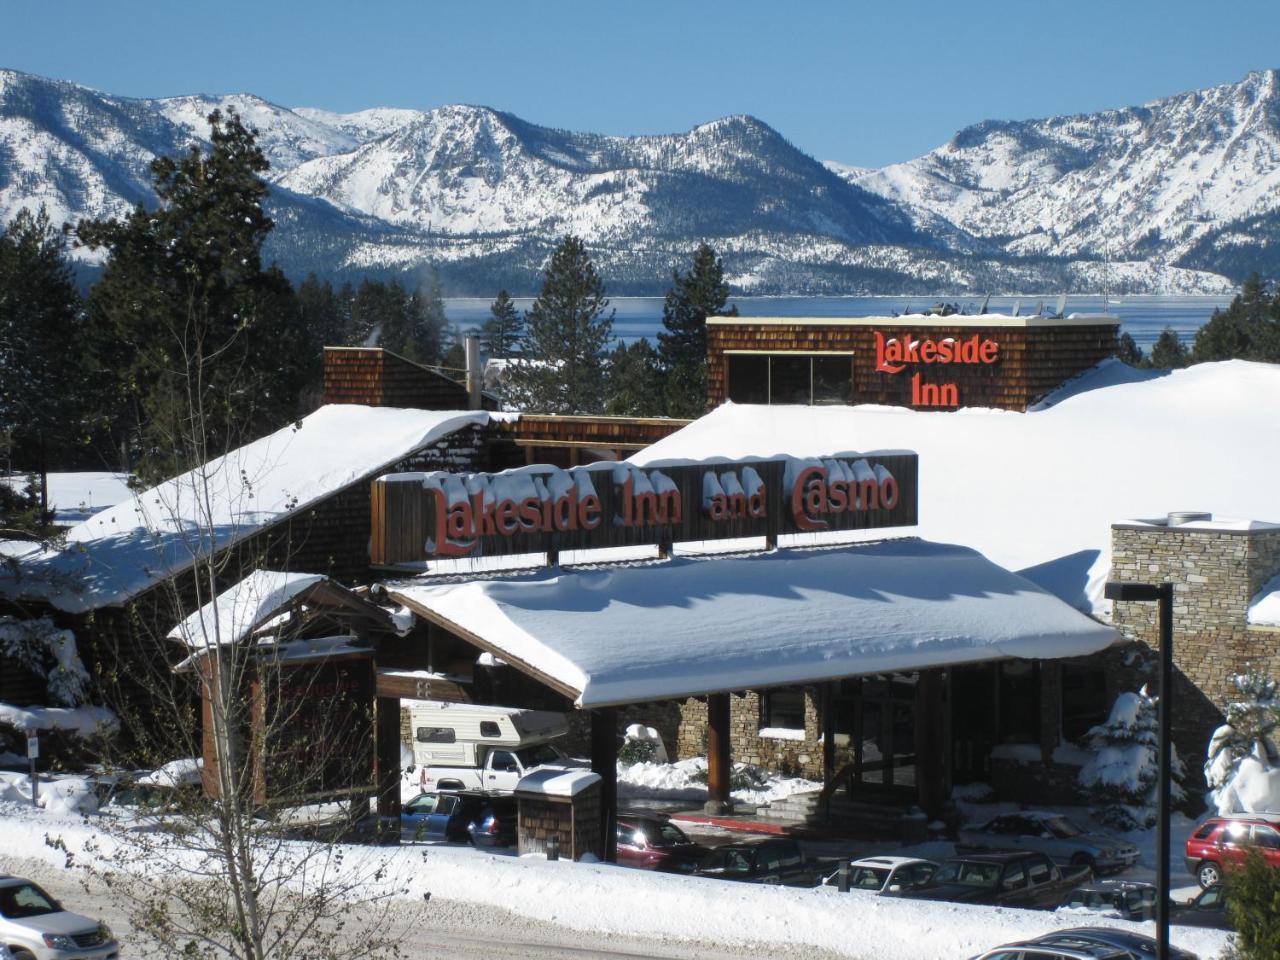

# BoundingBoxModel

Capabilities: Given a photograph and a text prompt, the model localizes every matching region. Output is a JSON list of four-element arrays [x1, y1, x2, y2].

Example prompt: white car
[[0, 875, 118, 960], [821, 855, 938, 893]]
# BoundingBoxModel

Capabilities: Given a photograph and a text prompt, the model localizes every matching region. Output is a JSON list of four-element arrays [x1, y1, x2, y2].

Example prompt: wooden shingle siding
[[706, 322, 1118, 412], [323, 347, 497, 411]]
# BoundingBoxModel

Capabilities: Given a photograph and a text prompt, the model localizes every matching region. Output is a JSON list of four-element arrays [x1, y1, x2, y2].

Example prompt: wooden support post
[[914, 670, 947, 819], [590, 706, 618, 862], [705, 693, 733, 814], [821, 682, 836, 786], [374, 695, 402, 842]]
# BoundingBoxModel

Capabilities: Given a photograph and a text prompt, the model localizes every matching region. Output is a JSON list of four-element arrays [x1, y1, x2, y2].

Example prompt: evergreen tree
[[1114, 331, 1144, 366], [1078, 687, 1186, 829], [405, 267, 447, 364], [506, 236, 614, 414], [1205, 670, 1280, 814], [78, 109, 307, 482], [480, 289, 523, 359], [1148, 327, 1190, 368], [438, 324, 467, 377], [658, 243, 736, 418], [1193, 274, 1280, 363], [605, 338, 663, 416], [296, 273, 345, 350], [1224, 850, 1280, 960], [0, 206, 86, 484]]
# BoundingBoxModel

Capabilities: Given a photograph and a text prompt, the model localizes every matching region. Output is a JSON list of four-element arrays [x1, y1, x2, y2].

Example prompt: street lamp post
[[1104, 580, 1174, 960]]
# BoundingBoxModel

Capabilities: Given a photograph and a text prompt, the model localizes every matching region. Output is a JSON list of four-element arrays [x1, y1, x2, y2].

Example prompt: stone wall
[[1109, 521, 1280, 785]]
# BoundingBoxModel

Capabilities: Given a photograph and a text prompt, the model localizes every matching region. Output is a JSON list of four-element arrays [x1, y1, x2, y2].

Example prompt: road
[[15, 857, 852, 960]]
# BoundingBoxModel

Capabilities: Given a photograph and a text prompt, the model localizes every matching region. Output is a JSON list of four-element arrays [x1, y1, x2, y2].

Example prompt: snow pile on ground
[[0, 406, 488, 613], [137, 757, 202, 788], [0, 471, 131, 524], [618, 756, 820, 807], [0, 772, 98, 815], [631, 359, 1280, 615]]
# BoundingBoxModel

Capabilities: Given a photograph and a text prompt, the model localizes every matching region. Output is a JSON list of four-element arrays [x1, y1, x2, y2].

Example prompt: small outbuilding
[[515, 767, 603, 862]]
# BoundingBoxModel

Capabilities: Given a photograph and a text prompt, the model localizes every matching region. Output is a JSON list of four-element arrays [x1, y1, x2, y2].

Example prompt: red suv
[[1185, 814, 1280, 887]]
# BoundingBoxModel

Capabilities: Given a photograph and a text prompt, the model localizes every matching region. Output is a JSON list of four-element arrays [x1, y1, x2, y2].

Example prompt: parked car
[[820, 856, 937, 894], [1171, 883, 1230, 930], [693, 838, 816, 886], [401, 791, 486, 842], [0, 874, 119, 960], [1184, 813, 1280, 887], [615, 816, 705, 872], [958, 811, 1140, 873], [899, 851, 1090, 910], [1057, 879, 1158, 920], [466, 795, 517, 848], [968, 941, 1129, 960], [1023, 928, 1199, 960]]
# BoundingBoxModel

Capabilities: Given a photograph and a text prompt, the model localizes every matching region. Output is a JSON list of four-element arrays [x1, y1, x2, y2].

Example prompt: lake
[[442, 294, 1236, 351]]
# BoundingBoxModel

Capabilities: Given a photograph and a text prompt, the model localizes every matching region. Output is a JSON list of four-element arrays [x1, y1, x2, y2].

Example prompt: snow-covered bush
[[0, 615, 89, 706], [1078, 687, 1185, 829], [619, 723, 668, 765], [1205, 670, 1280, 816]]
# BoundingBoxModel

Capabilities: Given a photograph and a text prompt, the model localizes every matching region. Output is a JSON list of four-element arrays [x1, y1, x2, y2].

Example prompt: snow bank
[[390, 539, 1115, 707], [0, 406, 488, 613], [137, 757, 202, 788], [631, 360, 1280, 615], [0, 772, 98, 814], [617, 757, 819, 807]]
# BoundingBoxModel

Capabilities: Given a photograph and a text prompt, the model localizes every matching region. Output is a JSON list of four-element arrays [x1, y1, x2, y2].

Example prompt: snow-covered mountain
[[832, 70, 1280, 283], [0, 66, 1259, 293]]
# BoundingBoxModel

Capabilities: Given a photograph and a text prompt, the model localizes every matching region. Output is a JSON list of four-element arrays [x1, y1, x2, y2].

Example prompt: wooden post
[[821, 682, 835, 786], [590, 706, 618, 862], [914, 670, 946, 819], [374, 695, 402, 841], [705, 693, 733, 814]]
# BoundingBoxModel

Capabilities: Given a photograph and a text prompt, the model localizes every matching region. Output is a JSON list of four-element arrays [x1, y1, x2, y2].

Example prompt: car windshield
[[699, 847, 753, 875], [932, 861, 1001, 888], [1064, 888, 1119, 909], [849, 867, 890, 889], [517, 744, 563, 767], [1044, 816, 1083, 838], [0, 882, 60, 919]]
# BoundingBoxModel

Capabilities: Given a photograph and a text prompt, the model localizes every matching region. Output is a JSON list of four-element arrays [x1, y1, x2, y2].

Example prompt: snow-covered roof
[[631, 360, 1280, 616], [388, 539, 1115, 708], [0, 405, 488, 613], [515, 768, 601, 797], [167, 570, 327, 650]]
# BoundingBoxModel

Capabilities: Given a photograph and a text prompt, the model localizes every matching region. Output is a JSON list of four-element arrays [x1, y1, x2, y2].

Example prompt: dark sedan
[[1172, 883, 1231, 930], [693, 838, 816, 887], [899, 851, 1089, 910], [616, 816, 706, 872]]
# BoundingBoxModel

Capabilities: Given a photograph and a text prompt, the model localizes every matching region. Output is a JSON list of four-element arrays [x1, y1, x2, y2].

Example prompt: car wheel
[[1197, 861, 1222, 888], [1071, 852, 1096, 872], [13, 950, 37, 960]]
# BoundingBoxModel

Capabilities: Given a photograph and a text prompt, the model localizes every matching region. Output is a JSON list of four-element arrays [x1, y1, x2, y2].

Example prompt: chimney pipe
[[464, 335, 482, 410]]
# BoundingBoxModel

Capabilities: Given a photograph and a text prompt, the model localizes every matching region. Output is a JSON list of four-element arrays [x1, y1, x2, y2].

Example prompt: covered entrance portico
[[386, 537, 1116, 853]]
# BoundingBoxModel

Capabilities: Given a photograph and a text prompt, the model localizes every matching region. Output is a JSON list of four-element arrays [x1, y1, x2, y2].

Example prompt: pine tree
[[480, 289, 523, 359], [405, 267, 447, 364], [1114, 331, 1144, 366], [1193, 274, 1280, 363], [1078, 687, 1186, 829], [506, 236, 614, 414], [1224, 849, 1280, 960], [78, 109, 308, 482], [1148, 327, 1190, 369], [605, 338, 663, 416], [658, 243, 736, 418], [0, 206, 86, 486]]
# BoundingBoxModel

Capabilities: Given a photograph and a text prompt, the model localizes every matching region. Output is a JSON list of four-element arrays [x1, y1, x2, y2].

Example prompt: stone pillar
[[705, 693, 733, 814], [374, 695, 402, 838], [590, 706, 618, 862]]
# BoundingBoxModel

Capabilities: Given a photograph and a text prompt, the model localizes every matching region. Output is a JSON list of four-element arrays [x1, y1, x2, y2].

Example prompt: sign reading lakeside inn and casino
[[370, 453, 919, 565]]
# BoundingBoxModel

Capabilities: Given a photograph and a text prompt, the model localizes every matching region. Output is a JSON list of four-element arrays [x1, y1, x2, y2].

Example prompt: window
[[1061, 664, 1108, 742], [435, 795, 458, 815], [479, 721, 501, 738], [1001, 866, 1025, 891], [489, 751, 519, 773], [725, 353, 854, 406], [1027, 859, 1051, 885], [1251, 825, 1280, 849], [757, 846, 783, 873], [616, 825, 641, 848], [763, 689, 806, 730], [998, 661, 1040, 743], [406, 795, 438, 814], [416, 726, 456, 744]]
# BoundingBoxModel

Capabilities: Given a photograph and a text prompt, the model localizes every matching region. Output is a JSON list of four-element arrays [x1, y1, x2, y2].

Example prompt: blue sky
[[4, 0, 1277, 167]]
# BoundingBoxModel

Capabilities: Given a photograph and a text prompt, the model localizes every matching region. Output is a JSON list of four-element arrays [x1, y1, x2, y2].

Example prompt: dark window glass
[[1061, 664, 1108, 742], [812, 355, 853, 404], [479, 721, 501, 738], [489, 751, 519, 772], [1193, 822, 1217, 840], [416, 726, 456, 744], [726, 355, 769, 404], [1001, 866, 1025, 890], [770, 355, 811, 404], [764, 689, 806, 729], [998, 661, 1040, 743], [0, 883, 60, 919]]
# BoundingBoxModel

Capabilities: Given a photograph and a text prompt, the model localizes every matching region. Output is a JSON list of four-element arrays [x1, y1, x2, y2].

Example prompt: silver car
[[959, 811, 1140, 873], [0, 875, 118, 960]]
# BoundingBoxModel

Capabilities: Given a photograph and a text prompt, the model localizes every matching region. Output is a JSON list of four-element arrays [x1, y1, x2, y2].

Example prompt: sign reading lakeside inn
[[874, 331, 1001, 408], [370, 454, 919, 565]]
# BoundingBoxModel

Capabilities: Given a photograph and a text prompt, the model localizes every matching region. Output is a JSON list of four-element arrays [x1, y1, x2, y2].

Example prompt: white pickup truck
[[410, 701, 586, 794]]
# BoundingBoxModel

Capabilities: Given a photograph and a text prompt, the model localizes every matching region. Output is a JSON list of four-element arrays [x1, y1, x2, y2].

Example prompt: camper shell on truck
[[409, 701, 581, 794]]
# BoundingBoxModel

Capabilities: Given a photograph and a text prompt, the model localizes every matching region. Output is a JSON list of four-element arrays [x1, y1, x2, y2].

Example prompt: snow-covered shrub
[[620, 723, 668, 765], [1077, 687, 1185, 829], [0, 615, 89, 706], [1205, 669, 1280, 816]]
